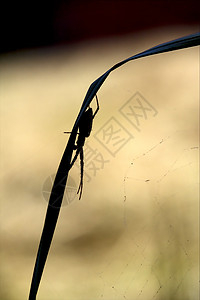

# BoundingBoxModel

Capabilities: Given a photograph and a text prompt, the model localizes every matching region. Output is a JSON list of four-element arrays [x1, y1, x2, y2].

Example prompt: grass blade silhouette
[[28, 32, 200, 300]]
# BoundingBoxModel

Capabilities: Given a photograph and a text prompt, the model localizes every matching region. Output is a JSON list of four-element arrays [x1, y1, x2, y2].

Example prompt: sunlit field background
[[0, 26, 199, 300]]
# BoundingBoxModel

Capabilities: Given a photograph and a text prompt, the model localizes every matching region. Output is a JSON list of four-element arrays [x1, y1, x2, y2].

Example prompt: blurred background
[[0, 1, 199, 300]]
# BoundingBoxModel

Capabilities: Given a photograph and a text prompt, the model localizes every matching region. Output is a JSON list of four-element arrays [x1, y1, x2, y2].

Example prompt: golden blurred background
[[0, 26, 199, 299]]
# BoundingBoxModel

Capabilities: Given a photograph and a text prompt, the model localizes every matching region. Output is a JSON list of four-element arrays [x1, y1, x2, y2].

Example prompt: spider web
[[94, 139, 198, 300], [60, 128, 198, 300]]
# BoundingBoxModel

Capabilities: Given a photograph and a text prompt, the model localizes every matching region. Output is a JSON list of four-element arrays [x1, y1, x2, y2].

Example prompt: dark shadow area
[[1, 0, 200, 53]]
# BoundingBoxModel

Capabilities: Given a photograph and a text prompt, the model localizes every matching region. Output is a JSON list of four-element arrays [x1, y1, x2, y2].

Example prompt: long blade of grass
[[76, 32, 200, 127], [28, 32, 200, 300]]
